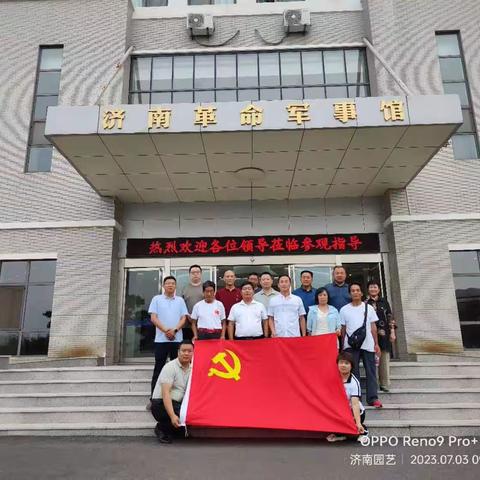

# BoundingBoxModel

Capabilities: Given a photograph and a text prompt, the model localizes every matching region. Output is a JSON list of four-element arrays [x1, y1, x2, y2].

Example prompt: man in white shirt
[[268, 274, 306, 338], [228, 282, 268, 340], [191, 280, 226, 340], [340, 282, 382, 408]]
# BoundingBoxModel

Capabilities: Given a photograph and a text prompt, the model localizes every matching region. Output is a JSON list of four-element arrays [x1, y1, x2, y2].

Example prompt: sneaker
[[379, 386, 390, 392], [369, 399, 383, 408], [326, 433, 347, 443]]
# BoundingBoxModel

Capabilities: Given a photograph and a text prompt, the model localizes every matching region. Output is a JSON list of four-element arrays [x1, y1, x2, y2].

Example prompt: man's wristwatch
[[174, 328, 178, 333]]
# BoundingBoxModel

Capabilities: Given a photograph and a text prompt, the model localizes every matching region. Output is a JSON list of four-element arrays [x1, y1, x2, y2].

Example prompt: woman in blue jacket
[[307, 287, 341, 337]]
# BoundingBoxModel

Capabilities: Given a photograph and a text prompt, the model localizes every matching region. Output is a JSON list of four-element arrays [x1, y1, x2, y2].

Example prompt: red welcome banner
[[127, 233, 379, 258], [181, 335, 358, 435]]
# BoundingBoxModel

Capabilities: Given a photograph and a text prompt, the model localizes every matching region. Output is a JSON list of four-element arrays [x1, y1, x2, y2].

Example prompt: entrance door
[[122, 268, 162, 358]]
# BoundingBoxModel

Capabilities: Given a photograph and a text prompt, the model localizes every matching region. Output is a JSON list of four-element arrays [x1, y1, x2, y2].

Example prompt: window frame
[[25, 45, 64, 174], [436, 31, 479, 160], [0, 260, 56, 355], [129, 47, 370, 104]]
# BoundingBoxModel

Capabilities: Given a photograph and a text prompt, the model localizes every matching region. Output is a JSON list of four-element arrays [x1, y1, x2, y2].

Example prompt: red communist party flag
[[180, 335, 358, 435]]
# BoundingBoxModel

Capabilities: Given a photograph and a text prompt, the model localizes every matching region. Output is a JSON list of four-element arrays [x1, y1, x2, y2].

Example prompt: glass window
[[0, 331, 20, 356], [195, 55, 215, 89], [195, 90, 215, 102], [458, 110, 475, 134], [152, 57, 172, 90], [31, 122, 49, 146], [27, 47, 63, 173], [451, 135, 479, 160], [443, 82, 469, 107], [143, 0, 169, 5], [29, 260, 57, 283], [439, 57, 465, 82], [37, 71, 61, 95], [436, 34, 460, 56], [39, 47, 63, 70], [130, 92, 151, 104], [260, 88, 281, 100], [129, 48, 369, 104], [0, 287, 24, 329], [173, 91, 193, 103], [131, 57, 151, 91], [304, 86, 325, 99], [216, 54, 236, 88], [0, 261, 28, 284], [238, 89, 259, 101], [323, 50, 346, 84], [22, 284, 55, 332], [27, 147, 53, 173], [450, 251, 480, 274], [20, 331, 50, 355], [345, 49, 368, 84], [326, 85, 348, 98], [151, 92, 171, 104], [238, 53, 258, 88], [282, 87, 303, 100], [33, 95, 58, 121], [173, 55, 194, 90], [259, 53, 280, 87], [216, 89, 237, 102], [280, 51, 301, 86], [0, 260, 56, 355], [302, 51, 324, 85]]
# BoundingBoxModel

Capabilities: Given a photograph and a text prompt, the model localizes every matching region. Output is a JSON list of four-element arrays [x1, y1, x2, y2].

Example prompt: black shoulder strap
[[363, 302, 368, 327]]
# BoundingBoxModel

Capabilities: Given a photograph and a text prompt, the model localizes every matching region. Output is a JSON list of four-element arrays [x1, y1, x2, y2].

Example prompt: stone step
[[0, 379, 149, 394], [0, 406, 152, 424], [415, 352, 480, 363], [363, 374, 480, 389], [361, 362, 480, 376], [375, 388, 480, 404], [2, 362, 480, 382], [0, 392, 150, 408], [7, 357, 101, 369], [0, 366, 152, 382], [364, 403, 480, 421], [0, 420, 478, 438], [1, 403, 478, 425]]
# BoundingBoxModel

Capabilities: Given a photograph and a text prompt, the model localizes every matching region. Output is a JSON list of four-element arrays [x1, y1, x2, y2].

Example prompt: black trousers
[[151, 342, 179, 395], [234, 335, 264, 340], [198, 331, 222, 340], [151, 399, 184, 437], [345, 348, 379, 404]]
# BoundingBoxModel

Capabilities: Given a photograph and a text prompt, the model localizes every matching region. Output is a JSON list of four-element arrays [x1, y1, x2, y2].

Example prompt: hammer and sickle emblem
[[208, 349, 241, 381]]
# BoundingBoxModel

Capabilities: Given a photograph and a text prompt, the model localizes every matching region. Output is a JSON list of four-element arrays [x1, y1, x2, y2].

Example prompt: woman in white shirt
[[191, 281, 226, 341], [306, 287, 341, 337]]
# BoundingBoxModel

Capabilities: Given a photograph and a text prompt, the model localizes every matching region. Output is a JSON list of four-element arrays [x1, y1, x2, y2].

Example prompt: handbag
[[347, 302, 368, 350]]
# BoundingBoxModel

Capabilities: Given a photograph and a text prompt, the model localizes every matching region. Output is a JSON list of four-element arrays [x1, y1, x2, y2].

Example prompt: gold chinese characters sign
[[101, 100, 406, 130]]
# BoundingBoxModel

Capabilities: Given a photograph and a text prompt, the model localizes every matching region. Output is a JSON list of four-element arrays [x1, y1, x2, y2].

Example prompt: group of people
[[148, 265, 397, 444]]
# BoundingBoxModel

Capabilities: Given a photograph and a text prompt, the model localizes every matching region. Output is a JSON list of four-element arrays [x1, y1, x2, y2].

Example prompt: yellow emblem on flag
[[208, 349, 241, 381]]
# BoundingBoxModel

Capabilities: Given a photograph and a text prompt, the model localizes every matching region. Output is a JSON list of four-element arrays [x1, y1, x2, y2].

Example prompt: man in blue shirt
[[323, 265, 351, 312], [292, 270, 316, 315], [148, 276, 188, 398]]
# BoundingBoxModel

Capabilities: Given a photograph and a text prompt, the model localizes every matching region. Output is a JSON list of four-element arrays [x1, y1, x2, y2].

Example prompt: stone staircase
[[0, 360, 480, 437]]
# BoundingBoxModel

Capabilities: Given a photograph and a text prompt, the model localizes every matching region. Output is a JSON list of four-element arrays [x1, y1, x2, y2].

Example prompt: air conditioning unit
[[283, 9, 310, 33], [187, 13, 214, 36]]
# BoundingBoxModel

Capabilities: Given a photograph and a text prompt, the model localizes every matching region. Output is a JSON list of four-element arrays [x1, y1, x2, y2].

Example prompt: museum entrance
[[120, 255, 385, 360]]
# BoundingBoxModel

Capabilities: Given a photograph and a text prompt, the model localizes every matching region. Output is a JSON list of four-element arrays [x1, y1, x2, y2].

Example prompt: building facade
[[0, 0, 479, 362]]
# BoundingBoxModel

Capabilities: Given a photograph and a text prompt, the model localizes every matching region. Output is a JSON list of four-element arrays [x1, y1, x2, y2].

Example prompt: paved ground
[[0, 437, 478, 480]]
